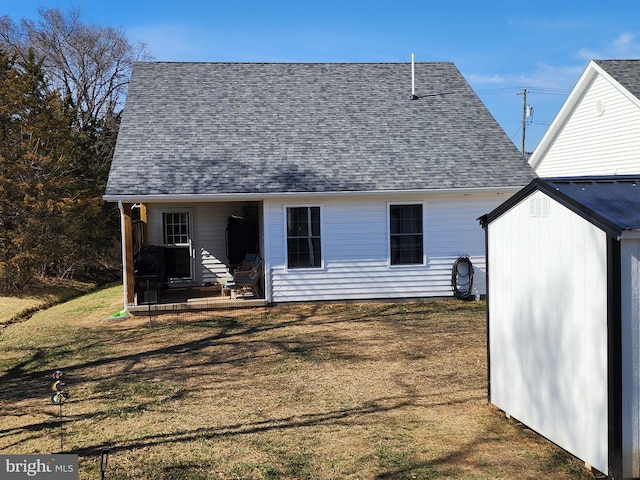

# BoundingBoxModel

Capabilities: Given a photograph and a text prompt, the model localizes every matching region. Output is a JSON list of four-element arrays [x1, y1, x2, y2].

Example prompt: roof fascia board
[[528, 61, 599, 170], [103, 186, 523, 204]]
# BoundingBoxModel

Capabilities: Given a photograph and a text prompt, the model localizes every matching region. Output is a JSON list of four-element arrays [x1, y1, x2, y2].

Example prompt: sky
[[3, 1, 640, 153]]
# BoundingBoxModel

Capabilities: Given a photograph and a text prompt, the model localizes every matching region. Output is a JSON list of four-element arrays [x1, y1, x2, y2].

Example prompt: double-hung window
[[389, 204, 424, 265], [286, 206, 321, 268]]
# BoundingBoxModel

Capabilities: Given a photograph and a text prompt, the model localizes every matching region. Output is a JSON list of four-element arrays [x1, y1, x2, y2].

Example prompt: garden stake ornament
[[50, 370, 70, 451]]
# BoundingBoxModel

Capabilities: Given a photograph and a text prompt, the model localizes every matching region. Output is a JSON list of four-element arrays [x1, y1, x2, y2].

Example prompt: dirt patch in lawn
[[0, 289, 595, 479]]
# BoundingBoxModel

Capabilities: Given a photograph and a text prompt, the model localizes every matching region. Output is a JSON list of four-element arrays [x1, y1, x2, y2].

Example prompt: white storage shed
[[480, 176, 640, 479]]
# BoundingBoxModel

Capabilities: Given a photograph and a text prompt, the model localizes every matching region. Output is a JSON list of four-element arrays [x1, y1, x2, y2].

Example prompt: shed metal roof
[[481, 176, 640, 237], [105, 62, 534, 199]]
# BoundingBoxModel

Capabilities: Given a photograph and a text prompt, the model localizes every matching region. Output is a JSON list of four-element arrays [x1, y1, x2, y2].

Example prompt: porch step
[[128, 297, 268, 315]]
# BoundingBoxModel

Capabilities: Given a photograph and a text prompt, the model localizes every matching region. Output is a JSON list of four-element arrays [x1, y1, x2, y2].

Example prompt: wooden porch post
[[139, 203, 148, 244], [120, 202, 135, 307]]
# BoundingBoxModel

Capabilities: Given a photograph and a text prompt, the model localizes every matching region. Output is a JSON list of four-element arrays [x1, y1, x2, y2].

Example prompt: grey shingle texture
[[105, 62, 535, 197], [595, 59, 640, 100]]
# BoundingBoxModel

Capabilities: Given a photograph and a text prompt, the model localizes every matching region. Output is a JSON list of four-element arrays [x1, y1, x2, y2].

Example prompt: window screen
[[287, 206, 321, 268], [390, 204, 423, 265]]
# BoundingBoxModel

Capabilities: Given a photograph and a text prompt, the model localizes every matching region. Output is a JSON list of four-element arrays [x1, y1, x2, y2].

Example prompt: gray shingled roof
[[105, 62, 535, 198], [595, 59, 640, 99]]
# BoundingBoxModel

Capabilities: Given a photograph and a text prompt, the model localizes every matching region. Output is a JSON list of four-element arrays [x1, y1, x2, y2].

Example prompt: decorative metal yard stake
[[50, 370, 70, 452], [100, 446, 110, 480]]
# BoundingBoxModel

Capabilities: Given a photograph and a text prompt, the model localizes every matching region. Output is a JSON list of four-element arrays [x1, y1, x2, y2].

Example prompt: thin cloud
[[467, 62, 582, 92], [578, 32, 640, 60], [468, 33, 640, 93], [518, 62, 584, 90], [465, 73, 506, 85], [614, 32, 636, 50]]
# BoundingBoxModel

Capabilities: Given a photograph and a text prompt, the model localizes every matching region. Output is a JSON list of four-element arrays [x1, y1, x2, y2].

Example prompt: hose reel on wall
[[451, 255, 474, 300]]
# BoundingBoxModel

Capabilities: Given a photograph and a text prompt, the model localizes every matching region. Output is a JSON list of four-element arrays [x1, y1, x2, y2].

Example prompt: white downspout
[[118, 200, 129, 312], [262, 200, 271, 303]]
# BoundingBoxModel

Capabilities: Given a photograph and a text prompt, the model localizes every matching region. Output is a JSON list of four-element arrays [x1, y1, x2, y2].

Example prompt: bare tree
[[0, 8, 154, 286], [1, 7, 152, 128]]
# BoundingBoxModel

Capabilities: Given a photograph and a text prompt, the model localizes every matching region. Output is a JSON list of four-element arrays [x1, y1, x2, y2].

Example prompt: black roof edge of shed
[[479, 175, 640, 238], [478, 177, 542, 229]]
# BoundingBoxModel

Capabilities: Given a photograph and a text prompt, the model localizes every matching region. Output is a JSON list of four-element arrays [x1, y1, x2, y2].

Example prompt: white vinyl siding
[[142, 192, 510, 301], [195, 203, 248, 285], [266, 193, 507, 303], [487, 190, 609, 475], [536, 73, 640, 177], [146, 202, 243, 286]]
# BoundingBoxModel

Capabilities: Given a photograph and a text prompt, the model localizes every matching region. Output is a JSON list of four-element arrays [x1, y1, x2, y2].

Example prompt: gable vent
[[529, 196, 550, 217]]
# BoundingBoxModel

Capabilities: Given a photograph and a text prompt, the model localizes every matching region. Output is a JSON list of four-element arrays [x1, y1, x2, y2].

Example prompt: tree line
[[0, 8, 151, 290]]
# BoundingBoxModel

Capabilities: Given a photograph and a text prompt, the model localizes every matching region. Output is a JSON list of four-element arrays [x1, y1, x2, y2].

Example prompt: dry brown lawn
[[0, 285, 595, 479]]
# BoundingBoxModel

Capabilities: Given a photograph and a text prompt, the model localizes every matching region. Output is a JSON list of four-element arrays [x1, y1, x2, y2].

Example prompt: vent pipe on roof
[[411, 53, 419, 100]]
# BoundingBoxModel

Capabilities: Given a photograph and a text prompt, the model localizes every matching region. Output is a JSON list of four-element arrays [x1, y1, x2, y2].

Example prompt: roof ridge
[[133, 60, 457, 66]]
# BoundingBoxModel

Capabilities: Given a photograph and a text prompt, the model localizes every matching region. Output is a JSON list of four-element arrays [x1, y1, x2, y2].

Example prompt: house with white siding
[[104, 61, 535, 309], [530, 59, 640, 177], [480, 176, 640, 480]]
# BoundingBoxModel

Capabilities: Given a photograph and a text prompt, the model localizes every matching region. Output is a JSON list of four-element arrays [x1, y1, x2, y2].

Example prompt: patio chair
[[231, 253, 262, 297]]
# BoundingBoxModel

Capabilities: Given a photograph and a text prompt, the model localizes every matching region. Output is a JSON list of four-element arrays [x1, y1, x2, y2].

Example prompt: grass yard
[[0, 279, 96, 325], [0, 285, 595, 479]]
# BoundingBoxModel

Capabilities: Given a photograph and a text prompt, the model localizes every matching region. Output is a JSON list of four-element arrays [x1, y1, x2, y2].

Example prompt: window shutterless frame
[[388, 202, 425, 266], [285, 205, 322, 269]]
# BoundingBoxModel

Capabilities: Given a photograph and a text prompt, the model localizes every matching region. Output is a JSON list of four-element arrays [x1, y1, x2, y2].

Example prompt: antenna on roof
[[411, 53, 419, 100]]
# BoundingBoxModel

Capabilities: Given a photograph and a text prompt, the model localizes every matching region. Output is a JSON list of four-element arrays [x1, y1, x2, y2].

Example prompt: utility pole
[[517, 89, 528, 156]]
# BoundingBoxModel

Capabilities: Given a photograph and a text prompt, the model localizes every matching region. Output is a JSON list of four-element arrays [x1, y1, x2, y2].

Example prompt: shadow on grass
[[0, 303, 414, 402], [373, 436, 489, 479], [69, 392, 483, 457], [1, 300, 493, 478]]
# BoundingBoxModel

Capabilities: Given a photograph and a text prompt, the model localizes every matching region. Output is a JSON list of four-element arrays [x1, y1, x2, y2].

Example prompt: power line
[[474, 87, 570, 96]]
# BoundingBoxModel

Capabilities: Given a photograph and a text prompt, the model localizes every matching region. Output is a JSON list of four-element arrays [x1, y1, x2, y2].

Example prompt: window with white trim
[[286, 206, 321, 268], [389, 204, 424, 265], [163, 212, 190, 245]]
